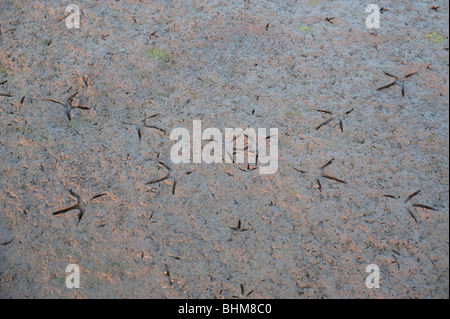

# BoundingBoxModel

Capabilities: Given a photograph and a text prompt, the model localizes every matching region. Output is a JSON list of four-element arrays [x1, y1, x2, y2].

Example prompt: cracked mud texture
[[0, 0, 449, 298]]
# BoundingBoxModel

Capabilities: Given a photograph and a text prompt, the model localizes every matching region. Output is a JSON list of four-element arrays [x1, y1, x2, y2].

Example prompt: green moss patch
[[295, 26, 314, 35], [146, 48, 174, 63], [0, 63, 7, 75], [426, 32, 445, 44]]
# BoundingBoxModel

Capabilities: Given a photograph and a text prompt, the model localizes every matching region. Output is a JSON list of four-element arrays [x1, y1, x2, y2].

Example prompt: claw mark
[[232, 283, 255, 299], [169, 255, 182, 260], [339, 119, 344, 132], [316, 109, 354, 132], [156, 157, 171, 171], [53, 190, 84, 225], [91, 193, 108, 200], [319, 158, 335, 170], [172, 180, 177, 195], [316, 118, 333, 131], [123, 114, 166, 140], [144, 121, 166, 134], [404, 72, 418, 79], [145, 31, 160, 44], [146, 175, 170, 185], [322, 174, 347, 184], [412, 203, 436, 211], [80, 74, 90, 88], [293, 158, 347, 191], [316, 178, 322, 192], [383, 190, 437, 224], [377, 81, 396, 91], [405, 190, 421, 203], [53, 203, 81, 216], [230, 220, 249, 232], [43, 90, 91, 120], [293, 167, 307, 174], [226, 132, 260, 171], [164, 264, 173, 286], [1, 239, 14, 246], [408, 209, 419, 224], [145, 154, 180, 196], [53, 190, 109, 226], [377, 71, 418, 97]]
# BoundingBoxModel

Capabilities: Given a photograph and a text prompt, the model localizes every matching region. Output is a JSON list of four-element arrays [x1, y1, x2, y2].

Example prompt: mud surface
[[0, 0, 449, 298]]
